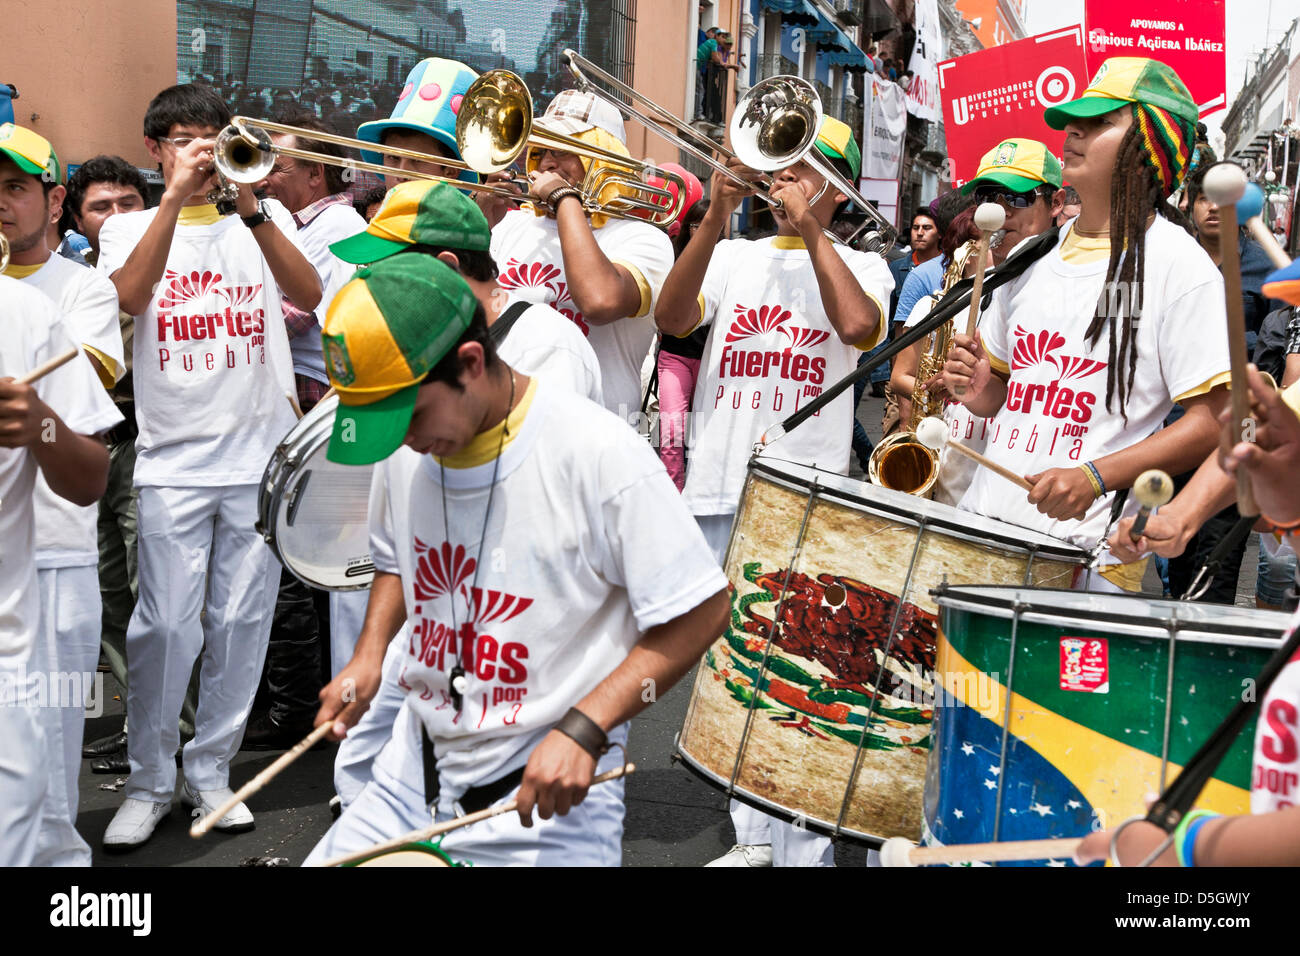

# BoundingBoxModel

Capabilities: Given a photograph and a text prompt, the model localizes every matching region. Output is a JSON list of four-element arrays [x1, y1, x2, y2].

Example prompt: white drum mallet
[[1129, 469, 1173, 540], [915, 416, 1032, 491], [964, 202, 1006, 337]]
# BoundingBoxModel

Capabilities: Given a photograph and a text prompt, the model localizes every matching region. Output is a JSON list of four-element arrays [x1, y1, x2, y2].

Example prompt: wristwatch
[[241, 199, 272, 230]]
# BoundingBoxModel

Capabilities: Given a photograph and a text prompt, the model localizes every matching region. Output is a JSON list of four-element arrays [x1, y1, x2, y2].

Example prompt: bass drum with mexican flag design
[[677, 461, 1087, 844], [927, 585, 1287, 865]]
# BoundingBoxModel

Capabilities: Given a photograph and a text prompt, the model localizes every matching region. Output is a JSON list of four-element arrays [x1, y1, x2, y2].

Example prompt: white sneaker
[[181, 781, 255, 833], [705, 844, 774, 867], [103, 798, 171, 851]]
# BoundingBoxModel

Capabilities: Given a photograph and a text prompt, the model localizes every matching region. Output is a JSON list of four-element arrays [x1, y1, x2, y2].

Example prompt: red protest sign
[[938, 27, 1089, 188], [1084, 0, 1227, 117]]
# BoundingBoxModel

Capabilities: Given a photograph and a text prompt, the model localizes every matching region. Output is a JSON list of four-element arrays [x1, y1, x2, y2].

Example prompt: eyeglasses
[[156, 135, 214, 151], [974, 185, 1044, 208]]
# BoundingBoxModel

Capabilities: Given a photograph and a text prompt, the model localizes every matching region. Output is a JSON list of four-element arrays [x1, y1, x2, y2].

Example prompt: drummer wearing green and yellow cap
[[941, 56, 1232, 595], [306, 251, 729, 866], [960, 137, 1063, 254]]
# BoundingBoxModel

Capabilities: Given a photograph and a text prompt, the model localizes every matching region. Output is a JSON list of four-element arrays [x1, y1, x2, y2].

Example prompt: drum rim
[[348, 840, 458, 866], [934, 584, 1288, 647], [749, 459, 1089, 563]]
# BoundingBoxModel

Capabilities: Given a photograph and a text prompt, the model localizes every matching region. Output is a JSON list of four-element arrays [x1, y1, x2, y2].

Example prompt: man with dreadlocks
[[942, 57, 1231, 591]]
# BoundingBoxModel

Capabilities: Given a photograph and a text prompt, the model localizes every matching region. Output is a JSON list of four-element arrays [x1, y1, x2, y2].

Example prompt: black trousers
[[259, 568, 331, 724], [1167, 501, 1248, 604]]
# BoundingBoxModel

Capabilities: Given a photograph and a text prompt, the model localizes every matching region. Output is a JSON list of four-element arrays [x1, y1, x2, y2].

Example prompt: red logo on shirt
[[718, 303, 829, 384], [405, 537, 534, 726], [498, 258, 589, 335], [151, 269, 270, 373], [1004, 324, 1107, 423]]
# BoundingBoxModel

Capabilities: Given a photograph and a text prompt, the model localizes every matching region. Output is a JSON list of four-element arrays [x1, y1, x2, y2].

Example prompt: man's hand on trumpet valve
[[1218, 364, 1300, 526], [233, 179, 260, 218], [163, 135, 218, 204], [474, 170, 523, 228]]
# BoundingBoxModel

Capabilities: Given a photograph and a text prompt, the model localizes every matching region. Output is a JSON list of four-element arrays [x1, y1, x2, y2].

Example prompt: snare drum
[[676, 461, 1088, 844], [349, 840, 465, 867], [257, 394, 375, 590], [927, 585, 1287, 864]]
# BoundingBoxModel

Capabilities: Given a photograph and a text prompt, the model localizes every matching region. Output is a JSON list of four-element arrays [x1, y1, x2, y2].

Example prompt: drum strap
[[420, 729, 528, 814], [1182, 514, 1257, 601], [489, 300, 532, 347], [1145, 613, 1300, 831]]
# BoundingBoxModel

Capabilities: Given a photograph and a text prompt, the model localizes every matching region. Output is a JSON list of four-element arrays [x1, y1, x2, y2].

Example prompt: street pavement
[[73, 390, 1254, 866]]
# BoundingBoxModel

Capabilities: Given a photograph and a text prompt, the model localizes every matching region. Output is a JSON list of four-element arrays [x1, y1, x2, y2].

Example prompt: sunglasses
[[974, 185, 1044, 208]]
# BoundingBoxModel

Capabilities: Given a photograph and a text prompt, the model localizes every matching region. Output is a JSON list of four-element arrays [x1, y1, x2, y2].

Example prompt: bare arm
[[0, 379, 108, 506], [235, 185, 321, 312], [316, 571, 407, 739], [550, 195, 642, 325], [514, 588, 730, 825], [891, 336, 921, 427], [1076, 806, 1300, 867]]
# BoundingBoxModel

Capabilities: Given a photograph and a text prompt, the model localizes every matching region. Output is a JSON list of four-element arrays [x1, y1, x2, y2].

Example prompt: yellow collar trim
[[2, 261, 44, 278], [436, 375, 536, 469], [178, 204, 225, 226], [771, 236, 808, 250]]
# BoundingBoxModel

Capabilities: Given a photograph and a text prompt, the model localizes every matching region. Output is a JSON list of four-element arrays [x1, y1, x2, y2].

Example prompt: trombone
[[563, 49, 898, 253], [214, 70, 686, 226]]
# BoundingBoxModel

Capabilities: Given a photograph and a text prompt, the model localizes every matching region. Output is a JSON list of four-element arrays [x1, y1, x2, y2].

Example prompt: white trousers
[[124, 484, 279, 801], [697, 512, 836, 867], [328, 590, 371, 679], [334, 630, 407, 809], [32, 566, 100, 866], [0, 703, 46, 866], [307, 702, 626, 867], [1073, 567, 1127, 594]]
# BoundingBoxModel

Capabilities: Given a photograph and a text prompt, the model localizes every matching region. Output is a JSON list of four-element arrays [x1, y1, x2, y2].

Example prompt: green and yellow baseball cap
[[0, 122, 60, 183], [1043, 57, 1197, 131], [960, 137, 1063, 195], [323, 254, 478, 465], [813, 115, 861, 182], [330, 180, 491, 265]]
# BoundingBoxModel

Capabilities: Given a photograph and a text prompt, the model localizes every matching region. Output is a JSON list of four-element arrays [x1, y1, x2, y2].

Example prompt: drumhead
[[749, 459, 1088, 564], [935, 584, 1290, 647], [351, 842, 454, 867], [258, 395, 375, 591]]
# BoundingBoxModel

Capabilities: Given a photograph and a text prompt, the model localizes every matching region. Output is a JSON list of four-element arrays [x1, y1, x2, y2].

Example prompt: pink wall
[[5, 1, 177, 169]]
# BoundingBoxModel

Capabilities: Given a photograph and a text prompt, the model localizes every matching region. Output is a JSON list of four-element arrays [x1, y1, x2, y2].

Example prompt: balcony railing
[[756, 53, 799, 81], [834, 0, 864, 25]]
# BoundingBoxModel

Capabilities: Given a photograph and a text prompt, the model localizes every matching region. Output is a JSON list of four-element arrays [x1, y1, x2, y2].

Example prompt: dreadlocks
[[1085, 108, 1196, 421]]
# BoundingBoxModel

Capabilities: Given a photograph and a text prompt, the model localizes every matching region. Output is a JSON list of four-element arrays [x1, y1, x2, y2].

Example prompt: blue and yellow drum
[[927, 585, 1287, 864]]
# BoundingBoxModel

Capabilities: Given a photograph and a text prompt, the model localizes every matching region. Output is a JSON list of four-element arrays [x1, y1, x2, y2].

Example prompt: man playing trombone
[[655, 115, 893, 867], [488, 90, 675, 420]]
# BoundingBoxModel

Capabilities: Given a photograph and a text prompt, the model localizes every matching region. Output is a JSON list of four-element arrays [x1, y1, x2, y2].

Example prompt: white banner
[[863, 76, 907, 180], [858, 177, 899, 231], [906, 0, 941, 121]]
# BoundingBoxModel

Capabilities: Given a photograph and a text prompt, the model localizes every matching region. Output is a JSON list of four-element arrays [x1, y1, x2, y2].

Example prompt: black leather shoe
[[83, 730, 128, 758], [241, 712, 317, 751], [90, 747, 130, 774]]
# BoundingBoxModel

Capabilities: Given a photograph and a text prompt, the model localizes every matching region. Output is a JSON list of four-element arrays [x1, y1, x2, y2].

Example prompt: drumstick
[[311, 763, 636, 868], [1129, 469, 1173, 540], [286, 390, 304, 420], [1236, 182, 1291, 269], [879, 835, 1083, 867], [915, 416, 1032, 491], [189, 721, 335, 838], [963, 203, 1006, 339], [14, 347, 80, 385], [1201, 163, 1258, 516]]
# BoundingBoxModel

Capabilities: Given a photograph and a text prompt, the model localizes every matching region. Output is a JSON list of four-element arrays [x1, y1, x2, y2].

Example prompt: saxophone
[[867, 239, 978, 496]]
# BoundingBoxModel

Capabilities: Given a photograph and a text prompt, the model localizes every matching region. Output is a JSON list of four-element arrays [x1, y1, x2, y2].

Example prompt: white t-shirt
[[682, 236, 893, 516], [956, 217, 1230, 554], [903, 290, 992, 506], [288, 200, 366, 384], [368, 381, 726, 792], [21, 254, 124, 567], [0, 278, 121, 670], [1253, 606, 1300, 815], [496, 298, 603, 404], [490, 209, 674, 419], [97, 203, 300, 486]]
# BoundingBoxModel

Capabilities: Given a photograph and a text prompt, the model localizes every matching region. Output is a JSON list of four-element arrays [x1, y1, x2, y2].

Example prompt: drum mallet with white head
[[1129, 469, 1173, 541], [880, 835, 1083, 867], [916, 417, 1032, 491], [964, 203, 1006, 339], [1201, 162, 1258, 517]]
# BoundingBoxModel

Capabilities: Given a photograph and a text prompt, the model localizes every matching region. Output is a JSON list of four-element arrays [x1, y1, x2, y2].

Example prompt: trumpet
[[562, 50, 898, 253], [214, 70, 686, 227], [0, 231, 9, 273]]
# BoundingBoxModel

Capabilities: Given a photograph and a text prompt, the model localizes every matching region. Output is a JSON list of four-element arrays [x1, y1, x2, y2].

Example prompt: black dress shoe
[[241, 713, 317, 751], [90, 747, 130, 774], [83, 729, 128, 758]]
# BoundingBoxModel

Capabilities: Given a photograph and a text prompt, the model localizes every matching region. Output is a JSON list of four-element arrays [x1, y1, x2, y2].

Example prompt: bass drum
[[676, 460, 1088, 844], [926, 585, 1286, 864], [257, 394, 375, 590], [349, 840, 465, 867]]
